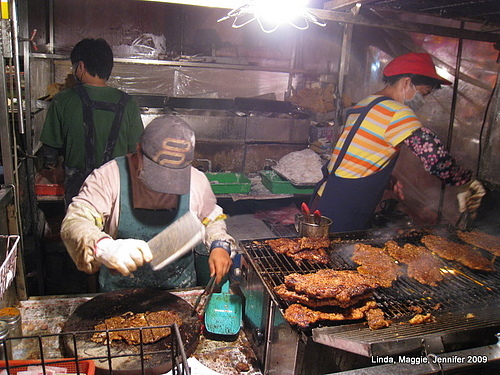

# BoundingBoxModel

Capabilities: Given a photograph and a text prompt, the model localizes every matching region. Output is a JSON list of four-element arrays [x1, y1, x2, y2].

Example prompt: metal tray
[[271, 166, 319, 187]]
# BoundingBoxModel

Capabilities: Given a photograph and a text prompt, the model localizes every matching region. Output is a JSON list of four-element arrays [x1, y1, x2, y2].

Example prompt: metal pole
[[9, 0, 23, 134], [437, 22, 464, 223]]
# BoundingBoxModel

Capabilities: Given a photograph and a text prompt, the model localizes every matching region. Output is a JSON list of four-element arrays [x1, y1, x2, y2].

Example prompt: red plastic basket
[[0, 358, 95, 374]]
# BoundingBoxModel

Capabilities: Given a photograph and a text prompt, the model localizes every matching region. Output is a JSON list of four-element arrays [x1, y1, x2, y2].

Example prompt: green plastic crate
[[259, 170, 315, 195], [205, 172, 251, 194]]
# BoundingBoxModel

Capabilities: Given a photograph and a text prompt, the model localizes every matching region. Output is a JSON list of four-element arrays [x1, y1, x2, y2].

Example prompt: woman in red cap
[[310, 52, 481, 232]]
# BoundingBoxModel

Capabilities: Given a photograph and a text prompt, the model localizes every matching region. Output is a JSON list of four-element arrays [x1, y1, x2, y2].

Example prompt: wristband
[[210, 240, 231, 255]]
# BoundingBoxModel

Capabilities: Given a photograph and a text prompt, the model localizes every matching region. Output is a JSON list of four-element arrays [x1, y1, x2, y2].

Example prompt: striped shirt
[[317, 95, 421, 196], [330, 95, 421, 177]]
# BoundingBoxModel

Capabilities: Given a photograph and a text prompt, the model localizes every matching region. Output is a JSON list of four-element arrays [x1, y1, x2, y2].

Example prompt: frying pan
[[204, 280, 242, 340], [61, 288, 200, 375]]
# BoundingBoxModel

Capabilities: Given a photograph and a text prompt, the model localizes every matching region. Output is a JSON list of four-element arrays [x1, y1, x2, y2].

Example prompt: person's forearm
[[202, 205, 236, 251], [60, 201, 109, 274], [403, 127, 472, 186]]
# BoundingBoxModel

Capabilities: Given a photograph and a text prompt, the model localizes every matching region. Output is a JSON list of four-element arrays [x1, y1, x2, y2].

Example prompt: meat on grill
[[365, 307, 392, 330], [91, 310, 183, 345], [384, 241, 443, 286], [265, 238, 300, 254], [289, 247, 330, 265], [274, 283, 373, 308], [421, 235, 494, 272], [408, 313, 436, 325], [283, 300, 377, 328], [457, 230, 500, 257], [265, 237, 331, 265], [297, 236, 331, 249], [352, 243, 403, 288], [284, 269, 380, 303]]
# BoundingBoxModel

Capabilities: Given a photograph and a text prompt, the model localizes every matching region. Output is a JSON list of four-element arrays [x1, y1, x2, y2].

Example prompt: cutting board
[[61, 288, 201, 375]]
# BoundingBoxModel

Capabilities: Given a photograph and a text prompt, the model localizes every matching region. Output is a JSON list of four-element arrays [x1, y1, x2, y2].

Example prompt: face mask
[[404, 85, 426, 112], [72, 62, 81, 83]]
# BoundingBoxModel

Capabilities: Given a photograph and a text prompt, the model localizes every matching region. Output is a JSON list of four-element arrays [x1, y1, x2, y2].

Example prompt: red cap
[[383, 53, 451, 85]]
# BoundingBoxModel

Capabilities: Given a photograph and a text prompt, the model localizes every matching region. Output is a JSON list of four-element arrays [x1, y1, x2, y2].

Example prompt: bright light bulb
[[253, 0, 308, 26], [217, 0, 324, 33]]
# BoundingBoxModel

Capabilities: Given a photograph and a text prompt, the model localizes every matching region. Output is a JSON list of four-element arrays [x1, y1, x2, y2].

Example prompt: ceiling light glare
[[218, 0, 325, 33]]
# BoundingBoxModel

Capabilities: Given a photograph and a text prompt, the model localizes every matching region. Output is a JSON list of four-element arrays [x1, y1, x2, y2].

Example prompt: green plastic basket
[[260, 170, 315, 194], [205, 172, 251, 194]]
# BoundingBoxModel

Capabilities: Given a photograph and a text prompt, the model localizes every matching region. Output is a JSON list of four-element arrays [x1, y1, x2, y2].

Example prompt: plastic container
[[205, 172, 251, 194], [34, 183, 65, 196], [260, 170, 314, 195], [0, 359, 95, 374], [204, 280, 242, 341], [35, 171, 65, 196]]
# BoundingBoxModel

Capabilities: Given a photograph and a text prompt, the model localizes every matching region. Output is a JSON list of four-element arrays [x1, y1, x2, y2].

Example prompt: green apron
[[98, 156, 196, 292]]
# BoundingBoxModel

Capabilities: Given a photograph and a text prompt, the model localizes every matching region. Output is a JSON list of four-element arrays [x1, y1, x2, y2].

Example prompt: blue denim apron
[[98, 156, 196, 292], [310, 96, 398, 232]]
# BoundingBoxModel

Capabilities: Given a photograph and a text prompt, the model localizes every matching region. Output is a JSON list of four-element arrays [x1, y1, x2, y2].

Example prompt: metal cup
[[294, 213, 332, 237]]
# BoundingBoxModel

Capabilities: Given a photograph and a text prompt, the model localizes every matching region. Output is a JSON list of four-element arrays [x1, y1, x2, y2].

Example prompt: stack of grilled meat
[[275, 269, 391, 330]]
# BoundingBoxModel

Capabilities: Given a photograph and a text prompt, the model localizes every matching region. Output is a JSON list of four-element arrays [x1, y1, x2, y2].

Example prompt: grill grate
[[240, 226, 500, 320]]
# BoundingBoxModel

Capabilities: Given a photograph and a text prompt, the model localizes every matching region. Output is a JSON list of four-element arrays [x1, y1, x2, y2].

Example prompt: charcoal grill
[[237, 225, 500, 374]]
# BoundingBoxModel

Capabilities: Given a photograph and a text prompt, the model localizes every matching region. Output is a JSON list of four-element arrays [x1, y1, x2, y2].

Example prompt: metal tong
[[191, 275, 216, 317], [301, 202, 322, 225]]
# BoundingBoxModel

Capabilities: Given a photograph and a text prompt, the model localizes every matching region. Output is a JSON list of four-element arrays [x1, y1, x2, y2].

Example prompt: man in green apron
[[60, 116, 234, 292], [40, 38, 144, 207]]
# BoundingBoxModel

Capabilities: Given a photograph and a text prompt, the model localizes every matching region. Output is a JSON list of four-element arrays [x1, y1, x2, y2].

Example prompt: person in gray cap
[[61, 115, 234, 292]]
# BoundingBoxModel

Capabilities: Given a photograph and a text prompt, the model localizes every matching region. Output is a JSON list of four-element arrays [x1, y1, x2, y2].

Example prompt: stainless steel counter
[[13, 289, 262, 375]]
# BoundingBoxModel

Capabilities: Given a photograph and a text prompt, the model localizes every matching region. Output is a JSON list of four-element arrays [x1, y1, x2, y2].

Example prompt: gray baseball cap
[[139, 115, 195, 195]]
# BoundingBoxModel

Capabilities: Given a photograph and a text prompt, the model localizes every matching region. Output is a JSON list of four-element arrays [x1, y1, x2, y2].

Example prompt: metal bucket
[[194, 244, 211, 286], [294, 213, 332, 237]]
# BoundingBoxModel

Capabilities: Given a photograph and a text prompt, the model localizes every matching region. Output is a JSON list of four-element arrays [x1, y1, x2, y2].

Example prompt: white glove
[[457, 180, 486, 219], [94, 238, 153, 276]]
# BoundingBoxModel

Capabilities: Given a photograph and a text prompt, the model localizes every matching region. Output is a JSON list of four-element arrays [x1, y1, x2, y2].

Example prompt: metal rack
[[240, 227, 500, 318], [0, 323, 191, 374]]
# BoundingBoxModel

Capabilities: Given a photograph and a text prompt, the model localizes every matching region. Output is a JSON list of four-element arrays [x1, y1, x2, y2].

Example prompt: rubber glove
[[457, 180, 486, 220], [94, 237, 153, 276]]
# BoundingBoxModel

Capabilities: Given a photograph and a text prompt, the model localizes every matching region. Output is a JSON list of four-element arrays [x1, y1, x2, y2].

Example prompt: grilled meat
[[145, 310, 182, 342], [297, 236, 331, 249], [421, 235, 494, 272], [265, 238, 299, 254], [352, 243, 403, 288], [91, 310, 182, 345], [274, 284, 373, 308], [365, 307, 392, 330], [265, 237, 331, 265], [284, 269, 380, 302], [409, 313, 436, 325], [406, 255, 443, 286], [457, 230, 500, 257], [384, 241, 443, 286], [384, 240, 419, 263], [283, 300, 377, 328], [408, 305, 424, 314], [289, 247, 330, 265]]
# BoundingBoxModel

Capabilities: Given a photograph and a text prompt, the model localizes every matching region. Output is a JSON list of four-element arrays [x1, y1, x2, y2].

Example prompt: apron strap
[[330, 96, 392, 174], [74, 85, 130, 169], [102, 92, 129, 164]]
